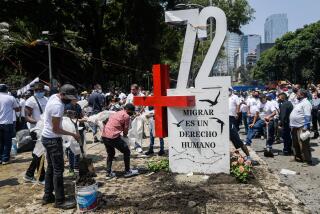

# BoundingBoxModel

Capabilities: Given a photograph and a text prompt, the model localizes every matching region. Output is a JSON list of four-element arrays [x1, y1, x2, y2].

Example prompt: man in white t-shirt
[[228, 88, 251, 159], [0, 84, 19, 164], [245, 94, 277, 152], [41, 84, 80, 209], [290, 89, 313, 165], [24, 83, 48, 183], [239, 94, 249, 134]]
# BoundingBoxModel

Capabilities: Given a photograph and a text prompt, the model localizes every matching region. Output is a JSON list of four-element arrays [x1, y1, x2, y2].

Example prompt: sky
[[241, 0, 320, 42]]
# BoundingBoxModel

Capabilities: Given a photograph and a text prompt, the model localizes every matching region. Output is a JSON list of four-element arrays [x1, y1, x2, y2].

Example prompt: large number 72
[[165, 6, 227, 89]]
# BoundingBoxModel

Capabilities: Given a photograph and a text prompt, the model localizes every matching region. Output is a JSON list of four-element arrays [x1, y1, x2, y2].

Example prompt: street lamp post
[[41, 31, 53, 86]]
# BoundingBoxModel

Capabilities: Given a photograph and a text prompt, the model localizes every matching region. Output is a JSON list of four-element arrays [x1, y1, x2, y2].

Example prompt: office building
[[256, 43, 275, 60], [264, 14, 288, 43], [241, 34, 261, 65]]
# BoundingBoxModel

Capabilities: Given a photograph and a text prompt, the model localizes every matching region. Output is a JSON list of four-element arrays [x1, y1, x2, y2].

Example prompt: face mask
[[297, 96, 303, 101], [97, 89, 102, 93], [62, 99, 72, 104], [288, 89, 292, 93], [127, 111, 134, 116], [34, 92, 45, 98], [293, 89, 298, 93], [254, 95, 259, 98]]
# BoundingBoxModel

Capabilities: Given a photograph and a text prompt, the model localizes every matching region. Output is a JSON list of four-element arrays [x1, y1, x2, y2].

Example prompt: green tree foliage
[[0, 0, 253, 90], [253, 21, 320, 84]]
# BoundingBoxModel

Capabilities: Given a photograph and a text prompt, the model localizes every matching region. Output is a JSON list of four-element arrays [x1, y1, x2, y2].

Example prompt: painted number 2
[[165, 6, 227, 89]]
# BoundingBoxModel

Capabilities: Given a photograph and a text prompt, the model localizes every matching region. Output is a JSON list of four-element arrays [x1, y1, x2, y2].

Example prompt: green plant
[[147, 158, 169, 172], [230, 151, 253, 183]]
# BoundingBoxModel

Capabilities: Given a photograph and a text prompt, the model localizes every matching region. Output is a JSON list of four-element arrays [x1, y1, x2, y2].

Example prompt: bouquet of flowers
[[230, 150, 254, 183]]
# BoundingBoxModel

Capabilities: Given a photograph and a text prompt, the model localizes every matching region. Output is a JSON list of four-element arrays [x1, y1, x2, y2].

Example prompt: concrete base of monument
[[0, 135, 309, 213]]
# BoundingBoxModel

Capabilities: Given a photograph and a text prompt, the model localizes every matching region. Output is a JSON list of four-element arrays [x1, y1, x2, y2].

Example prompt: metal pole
[[209, 0, 213, 41], [48, 42, 53, 86]]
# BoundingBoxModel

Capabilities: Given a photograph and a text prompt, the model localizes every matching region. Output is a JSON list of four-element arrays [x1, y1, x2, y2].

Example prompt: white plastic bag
[[300, 130, 311, 141]]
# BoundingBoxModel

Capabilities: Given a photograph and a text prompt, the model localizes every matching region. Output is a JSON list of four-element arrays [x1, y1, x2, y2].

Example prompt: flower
[[238, 157, 244, 164], [239, 166, 245, 173], [245, 160, 252, 166], [231, 161, 238, 166]]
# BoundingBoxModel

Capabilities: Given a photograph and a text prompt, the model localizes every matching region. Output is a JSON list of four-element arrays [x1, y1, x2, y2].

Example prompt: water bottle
[[11, 138, 17, 156]]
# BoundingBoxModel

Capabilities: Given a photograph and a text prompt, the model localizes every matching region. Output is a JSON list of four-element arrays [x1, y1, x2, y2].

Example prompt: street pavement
[[239, 130, 320, 214]]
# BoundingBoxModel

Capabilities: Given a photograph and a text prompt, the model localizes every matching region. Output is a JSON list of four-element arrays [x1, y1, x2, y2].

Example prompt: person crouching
[[102, 103, 139, 179]]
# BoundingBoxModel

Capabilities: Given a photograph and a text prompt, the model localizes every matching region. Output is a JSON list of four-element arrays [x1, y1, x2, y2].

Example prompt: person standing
[[263, 94, 277, 157], [144, 106, 165, 156], [24, 83, 48, 183], [290, 89, 313, 166], [0, 84, 19, 164], [102, 103, 139, 179], [278, 93, 293, 155], [239, 94, 249, 134], [88, 84, 105, 142], [229, 88, 251, 159], [310, 87, 320, 139], [41, 84, 80, 209]]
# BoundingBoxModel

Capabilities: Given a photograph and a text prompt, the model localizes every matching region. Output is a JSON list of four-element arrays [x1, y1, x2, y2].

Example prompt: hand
[[73, 133, 81, 142], [249, 123, 254, 128]]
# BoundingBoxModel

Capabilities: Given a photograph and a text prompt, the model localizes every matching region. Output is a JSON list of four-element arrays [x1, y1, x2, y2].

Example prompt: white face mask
[[97, 89, 102, 93]]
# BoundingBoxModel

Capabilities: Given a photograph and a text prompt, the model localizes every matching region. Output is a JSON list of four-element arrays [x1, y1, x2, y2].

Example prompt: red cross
[[134, 64, 195, 138]]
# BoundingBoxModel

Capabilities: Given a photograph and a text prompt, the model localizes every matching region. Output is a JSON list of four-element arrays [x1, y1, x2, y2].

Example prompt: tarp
[[232, 85, 266, 92]]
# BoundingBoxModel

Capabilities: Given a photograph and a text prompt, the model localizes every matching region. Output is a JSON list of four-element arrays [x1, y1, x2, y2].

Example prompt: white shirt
[[42, 94, 64, 138], [247, 97, 260, 116], [125, 92, 144, 112], [25, 96, 48, 129], [239, 97, 248, 113], [290, 98, 312, 128], [0, 93, 19, 124], [229, 94, 240, 117], [271, 99, 280, 119], [118, 92, 127, 101], [18, 98, 26, 117], [289, 93, 299, 105], [259, 101, 276, 120]]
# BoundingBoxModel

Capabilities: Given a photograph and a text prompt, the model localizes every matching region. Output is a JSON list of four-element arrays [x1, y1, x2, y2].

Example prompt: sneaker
[[42, 194, 55, 205], [106, 171, 116, 180], [145, 150, 154, 156], [54, 200, 76, 210], [158, 150, 165, 156], [23, 175, 37, 183], [39, 180, 45, 185], [136, 147, 143, 153], [260, 136, 265, 140], [124, 169, 139, 178], [2, 161, 9, 165], [264, 148, 274, 158]]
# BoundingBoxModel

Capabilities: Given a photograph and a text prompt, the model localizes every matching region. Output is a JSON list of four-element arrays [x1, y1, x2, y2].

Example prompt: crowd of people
[[228, 82, 318, 166], [0, 82, 163, 209], [1, 79, 318, 209]]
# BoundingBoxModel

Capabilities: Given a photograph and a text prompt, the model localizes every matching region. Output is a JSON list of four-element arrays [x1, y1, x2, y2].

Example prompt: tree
[[253, 21, 320, 84], [0, 0, 254, 90]]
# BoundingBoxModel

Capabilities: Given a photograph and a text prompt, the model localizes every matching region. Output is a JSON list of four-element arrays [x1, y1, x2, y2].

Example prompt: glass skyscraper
[[240, 34, 261, 65], [264, 14, 288, 43]]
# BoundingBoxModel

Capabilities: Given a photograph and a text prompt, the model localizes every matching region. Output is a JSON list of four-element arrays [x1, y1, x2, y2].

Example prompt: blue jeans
[[242, 112, 248, 134], [266, 120, 275, 149], [42, 137, 65, 202], [66, 148, 80, 171], [246, 119, 265, 146], [0, 124, 14, 162], [149, 130, 164, 152]]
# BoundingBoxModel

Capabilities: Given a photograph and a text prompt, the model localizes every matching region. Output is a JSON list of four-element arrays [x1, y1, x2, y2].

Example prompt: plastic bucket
[[76, 182, 98, 212]]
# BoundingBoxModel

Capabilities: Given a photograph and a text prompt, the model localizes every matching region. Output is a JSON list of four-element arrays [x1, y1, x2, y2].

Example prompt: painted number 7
[[165, 6, 227, 89]]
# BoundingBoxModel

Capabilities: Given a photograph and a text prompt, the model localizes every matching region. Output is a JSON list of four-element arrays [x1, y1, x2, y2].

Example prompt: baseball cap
[[0, 84, 8, 92], [60, 84, 78, 100]]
